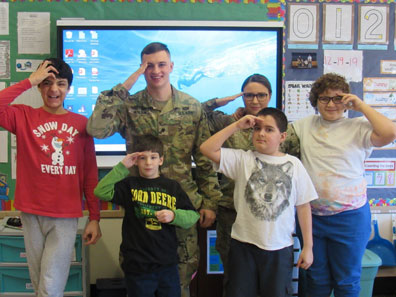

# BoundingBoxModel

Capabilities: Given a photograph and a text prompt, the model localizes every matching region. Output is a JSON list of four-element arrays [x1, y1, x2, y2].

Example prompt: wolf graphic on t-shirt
[[245, 158, 293, 221]]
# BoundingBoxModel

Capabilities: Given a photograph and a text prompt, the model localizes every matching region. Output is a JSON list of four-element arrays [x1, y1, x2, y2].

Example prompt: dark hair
[[140, 42, 171, 60], [241, 73, 272, 95], [43, 58, 73, 87], [309, 73, 350, 107], [133, 135, 164, 157], [257, 107, 288, 133]]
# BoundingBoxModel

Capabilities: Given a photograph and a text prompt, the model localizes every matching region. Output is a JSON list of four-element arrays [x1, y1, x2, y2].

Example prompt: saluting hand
[[28, 60, 58, 87], [236, 115, 265, 130], [121, 152, 142, 169], [338, 92, 365, 112], [122, 62, 149, 91], [215, 92, 243, 107]]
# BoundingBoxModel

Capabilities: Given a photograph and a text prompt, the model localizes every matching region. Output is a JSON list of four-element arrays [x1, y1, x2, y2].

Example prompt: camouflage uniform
[[87, 84, 222, 297], [280, 123, 301, 159], [203, 100, 301, 296]]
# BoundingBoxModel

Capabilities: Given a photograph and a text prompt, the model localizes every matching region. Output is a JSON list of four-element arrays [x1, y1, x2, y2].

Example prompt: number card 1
[[323, 4, 354, 45]]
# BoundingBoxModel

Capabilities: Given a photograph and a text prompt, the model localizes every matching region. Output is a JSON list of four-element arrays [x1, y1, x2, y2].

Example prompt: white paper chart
[[284, 81, 316, 122]]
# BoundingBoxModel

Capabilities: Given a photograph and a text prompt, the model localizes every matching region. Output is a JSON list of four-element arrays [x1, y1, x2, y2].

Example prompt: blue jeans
[[124, 264, 181, 297], [306, 203, 371, 297]]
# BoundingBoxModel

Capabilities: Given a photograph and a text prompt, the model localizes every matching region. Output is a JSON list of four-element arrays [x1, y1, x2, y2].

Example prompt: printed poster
[[284, 81, 316, 122], [206, 230, 223, 274]]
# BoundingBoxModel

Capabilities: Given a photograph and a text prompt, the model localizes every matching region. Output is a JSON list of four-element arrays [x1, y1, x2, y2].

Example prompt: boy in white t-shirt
[[200, 107, 318, 297]]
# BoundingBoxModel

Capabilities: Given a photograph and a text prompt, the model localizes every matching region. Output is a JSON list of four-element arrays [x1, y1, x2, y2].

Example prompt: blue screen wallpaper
[[61, 28, 281, 152]]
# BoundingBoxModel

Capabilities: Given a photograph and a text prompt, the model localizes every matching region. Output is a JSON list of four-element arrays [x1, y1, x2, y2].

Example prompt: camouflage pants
[[176, 224, 199, 297], [215, 206, 237, 297]]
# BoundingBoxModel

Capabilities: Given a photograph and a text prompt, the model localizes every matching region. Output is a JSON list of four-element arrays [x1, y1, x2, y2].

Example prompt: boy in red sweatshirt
[[0, 58, 101, 297]]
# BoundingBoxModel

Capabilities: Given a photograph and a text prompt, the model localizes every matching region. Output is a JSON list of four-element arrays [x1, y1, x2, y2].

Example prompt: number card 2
[[358, 5, 389, 45]]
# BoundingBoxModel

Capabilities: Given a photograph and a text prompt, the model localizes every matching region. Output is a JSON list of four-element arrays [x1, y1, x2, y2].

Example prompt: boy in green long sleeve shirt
[[94, 135, 199, 297]]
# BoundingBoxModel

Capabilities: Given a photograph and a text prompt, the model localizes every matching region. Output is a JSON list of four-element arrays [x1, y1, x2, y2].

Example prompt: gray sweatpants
[[20, 213, 78, 297]]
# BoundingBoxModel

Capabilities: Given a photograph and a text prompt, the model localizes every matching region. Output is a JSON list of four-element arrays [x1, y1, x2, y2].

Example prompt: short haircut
[[309, 73, 350, 108], [43, 58, 73, 87], [241, 73, 272, 95], [257, 107, 288, 133], [133, 135, 164, 157], [140, 42, 171, 60]]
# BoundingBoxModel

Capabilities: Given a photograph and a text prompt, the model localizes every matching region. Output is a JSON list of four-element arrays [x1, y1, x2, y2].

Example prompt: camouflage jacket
[[87, 84, 222, 211], [202, 99, 254, 209], [280, 123, 301, 159], [202, 99, 301, 210]]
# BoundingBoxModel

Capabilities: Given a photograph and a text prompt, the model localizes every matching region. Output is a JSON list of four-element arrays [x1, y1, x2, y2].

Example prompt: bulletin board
[[283, 1, 396, 213], [0, 0, 283, 217]]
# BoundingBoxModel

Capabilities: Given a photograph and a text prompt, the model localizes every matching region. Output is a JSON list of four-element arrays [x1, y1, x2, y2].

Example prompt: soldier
[[87, 42, 222, 297]]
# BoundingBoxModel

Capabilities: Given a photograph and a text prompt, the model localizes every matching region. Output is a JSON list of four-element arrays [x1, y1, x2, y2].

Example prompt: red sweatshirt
[[0, 79, 100, 220]]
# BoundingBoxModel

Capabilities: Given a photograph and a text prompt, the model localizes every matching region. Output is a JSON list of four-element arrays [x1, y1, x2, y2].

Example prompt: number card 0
[[288, 3, 319, 45]]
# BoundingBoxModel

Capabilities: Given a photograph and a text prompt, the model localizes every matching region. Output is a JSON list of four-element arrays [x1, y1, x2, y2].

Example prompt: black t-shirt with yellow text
[[112, 175, 195, 274]]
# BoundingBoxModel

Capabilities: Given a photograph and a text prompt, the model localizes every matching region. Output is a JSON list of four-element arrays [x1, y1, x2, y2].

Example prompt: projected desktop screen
[[57, 21, 283, 155]]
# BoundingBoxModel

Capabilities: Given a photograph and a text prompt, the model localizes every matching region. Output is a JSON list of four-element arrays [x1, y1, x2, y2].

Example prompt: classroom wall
[[89, 218, 123, 283], [0, 0, 282, 208], [0, 0, 284, 284], [1, 0, 396, 284]]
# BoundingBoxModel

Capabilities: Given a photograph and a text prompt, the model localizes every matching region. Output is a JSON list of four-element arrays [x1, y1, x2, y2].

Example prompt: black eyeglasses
[[318, 95, 343, 104], [243, 92, 269, 102]]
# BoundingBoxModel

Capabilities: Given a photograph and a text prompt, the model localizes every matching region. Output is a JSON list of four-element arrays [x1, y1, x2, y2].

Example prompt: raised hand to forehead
[[337, 92, 364, 111], [121, 152, 143, 169], [28, 60, 58, 86], [236, 115, 266, 130]]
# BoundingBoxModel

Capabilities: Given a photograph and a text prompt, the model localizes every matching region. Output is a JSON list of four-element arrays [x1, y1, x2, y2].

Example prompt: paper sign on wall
[[365, 159, 396, 189], [324, 50, 363, 82], [17, 12, 50, 54], [284, 81, 316, 122], [0, 3, 9, 35], [0, 131, 8, 163]]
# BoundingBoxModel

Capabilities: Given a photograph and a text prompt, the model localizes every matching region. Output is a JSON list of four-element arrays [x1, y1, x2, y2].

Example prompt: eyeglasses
[[318, 95, 343, 105], [243, 92, 269, 102]]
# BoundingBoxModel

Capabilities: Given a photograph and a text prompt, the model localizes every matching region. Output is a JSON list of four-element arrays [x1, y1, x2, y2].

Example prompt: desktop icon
[[65, 49, 74, 58], [77, 88, 87, 95], [90, 31, 98, 39], [78, 50, 87, 58], [78, 105, 86, 113], [78, 68, 86, 76], [91, 49, 98, 58]]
